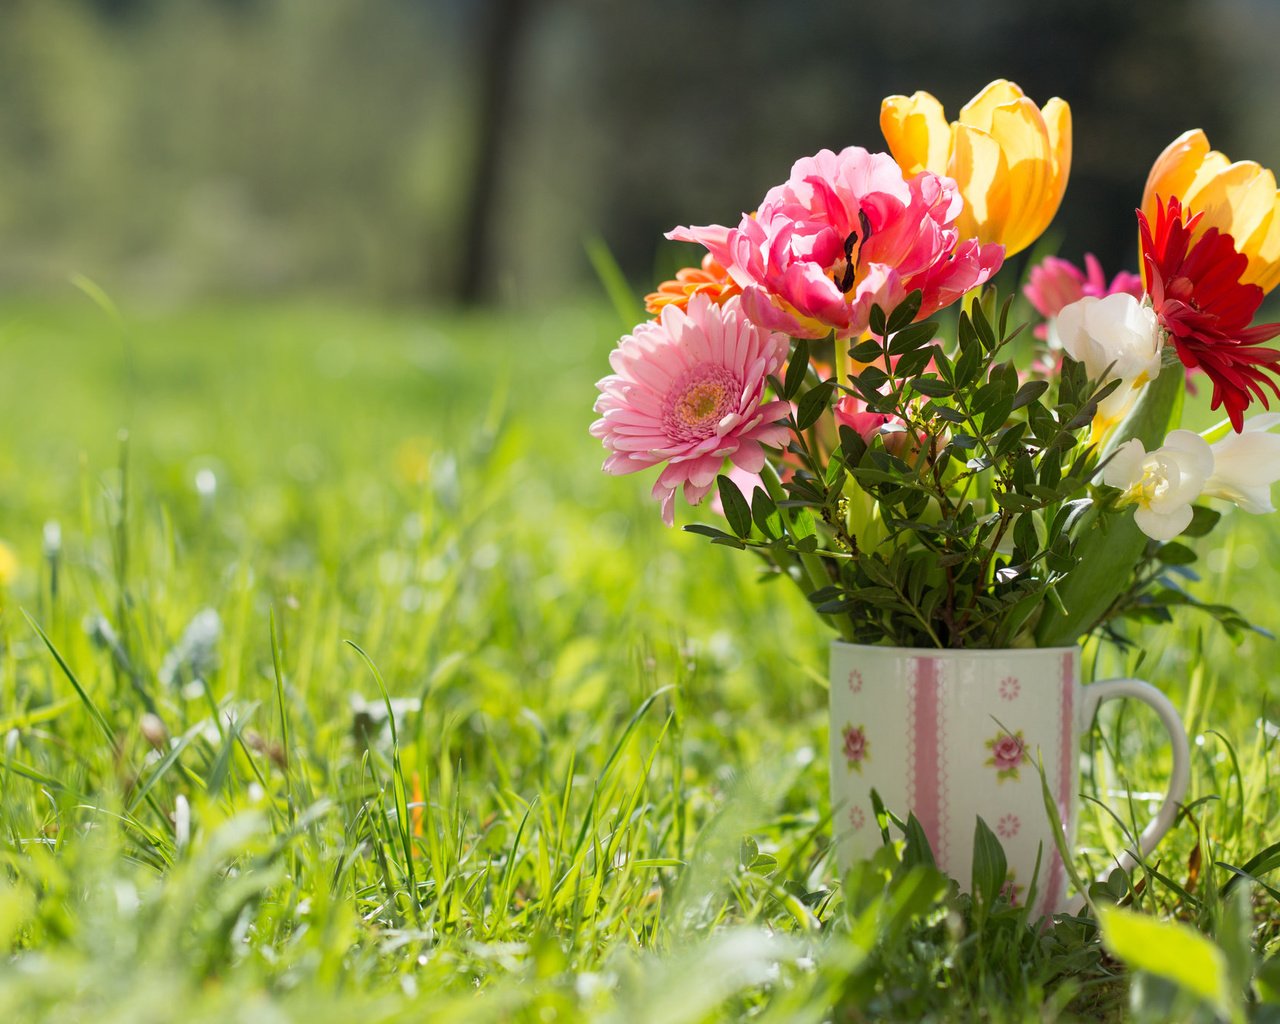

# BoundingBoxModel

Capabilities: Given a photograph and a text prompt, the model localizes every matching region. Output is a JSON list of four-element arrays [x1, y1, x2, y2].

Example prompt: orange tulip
[[880, 80, 1071, 257], [1142, 129, 1280, 294]]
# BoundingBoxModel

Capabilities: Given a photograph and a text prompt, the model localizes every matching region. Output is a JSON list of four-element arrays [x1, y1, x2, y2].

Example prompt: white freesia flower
[[1056, 294, 1163, 431], [1201, 413, 1280, 513], [1056, 294, 1163, 382], [1103, 430, 1214, 541]]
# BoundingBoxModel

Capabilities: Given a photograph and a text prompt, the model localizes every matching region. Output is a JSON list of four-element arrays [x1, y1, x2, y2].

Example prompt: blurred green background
[[2, 6, 1280, 1020], [2, 0, 1279, 308]]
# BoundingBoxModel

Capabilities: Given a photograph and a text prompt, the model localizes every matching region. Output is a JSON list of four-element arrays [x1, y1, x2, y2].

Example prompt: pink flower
[[1023, 253, 1143, 338], [834, 395, 899, 443], [991, 733, 1027, 771], [669, 147, 1003, 340], [842, 724, 869, 770], [591, 294, 791, 526]]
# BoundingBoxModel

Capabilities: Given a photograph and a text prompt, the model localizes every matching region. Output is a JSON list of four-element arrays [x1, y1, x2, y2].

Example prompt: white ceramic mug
[[829, 643, 1191, 915]]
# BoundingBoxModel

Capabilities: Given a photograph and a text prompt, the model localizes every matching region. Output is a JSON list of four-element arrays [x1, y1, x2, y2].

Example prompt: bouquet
[[591, 80, 1280, 649]]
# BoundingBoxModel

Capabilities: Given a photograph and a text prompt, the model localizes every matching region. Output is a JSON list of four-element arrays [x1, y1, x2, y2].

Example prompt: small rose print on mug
[[842, 723, 869, 773], [999, 676, 1020, 701], [997, 813, 1021, 839], [985, 729, 1029, 782], [848, 806, 865, 831], [848, 669, 863, 694]]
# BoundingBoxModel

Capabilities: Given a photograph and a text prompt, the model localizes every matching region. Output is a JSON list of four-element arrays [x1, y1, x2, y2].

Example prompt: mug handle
[[1079, 678, 1191, 873]]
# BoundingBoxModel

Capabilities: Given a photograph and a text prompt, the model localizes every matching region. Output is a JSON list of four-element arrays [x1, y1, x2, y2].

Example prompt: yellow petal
[[1041, 97, 1072, 208], [1239, 196, 1280, 293], [949, 124, 1010, 246], [985, 99, 1054, 255], [880, 91, 950, 176], [1182, 149, 1232, 208], [1195, 162, 1274, 247], [957, 79, 1026, 134], [1142, 129, 1211, 221]]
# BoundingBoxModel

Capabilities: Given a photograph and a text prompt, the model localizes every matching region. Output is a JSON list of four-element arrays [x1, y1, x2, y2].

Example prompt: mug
[[829, 643, 1190, 915]]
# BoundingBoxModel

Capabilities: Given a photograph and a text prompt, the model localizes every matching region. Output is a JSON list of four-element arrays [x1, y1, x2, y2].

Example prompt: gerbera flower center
[[663, 365, 740, 441]]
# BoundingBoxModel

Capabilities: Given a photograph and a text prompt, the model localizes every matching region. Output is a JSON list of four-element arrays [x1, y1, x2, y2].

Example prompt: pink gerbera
[[591, 294, 791, 525], [668, 146, 1004, 339]]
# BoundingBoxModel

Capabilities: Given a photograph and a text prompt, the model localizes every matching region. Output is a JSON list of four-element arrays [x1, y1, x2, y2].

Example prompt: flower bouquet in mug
[[590, 79, 1280, 910]]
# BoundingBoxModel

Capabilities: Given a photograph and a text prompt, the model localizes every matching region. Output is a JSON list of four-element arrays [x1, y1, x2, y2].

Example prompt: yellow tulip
[[1142, 129, 1280, 294], [880, 79, 1071, 257]]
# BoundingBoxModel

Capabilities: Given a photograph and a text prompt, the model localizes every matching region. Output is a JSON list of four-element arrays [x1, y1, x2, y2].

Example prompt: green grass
[[0, 296, 1278, 1023]]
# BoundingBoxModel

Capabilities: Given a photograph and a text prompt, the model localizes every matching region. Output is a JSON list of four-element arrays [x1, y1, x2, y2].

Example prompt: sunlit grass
[[0, 297, 1277, 1022]]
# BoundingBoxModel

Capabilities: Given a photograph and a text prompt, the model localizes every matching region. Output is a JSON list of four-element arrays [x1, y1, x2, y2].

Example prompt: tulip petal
[[1041, 97, 1072, 211], [879, 91, 950, 177], [1193, 162, 1274, 249], [1142, 129, 1210, 222], [988, 99, 1054, 256], [1246, 205, 1280, 294], [949, 124, 1010, 247], [957, 79, 1026, 134]]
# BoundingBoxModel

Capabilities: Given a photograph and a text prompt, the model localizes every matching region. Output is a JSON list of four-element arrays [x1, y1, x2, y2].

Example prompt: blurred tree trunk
[[454, 0, 534, 305]]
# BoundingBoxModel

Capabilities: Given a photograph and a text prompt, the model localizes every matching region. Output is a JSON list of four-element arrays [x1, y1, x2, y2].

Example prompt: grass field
[[1, 295, 1278, 1023]]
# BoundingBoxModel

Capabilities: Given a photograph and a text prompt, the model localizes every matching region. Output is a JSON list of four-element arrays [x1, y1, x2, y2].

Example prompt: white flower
[[1201, 413, 1280, 513], [1103, 430, 1214, 541], [1056, 294, 1163, 430], [1057, 294, 1163, 383]]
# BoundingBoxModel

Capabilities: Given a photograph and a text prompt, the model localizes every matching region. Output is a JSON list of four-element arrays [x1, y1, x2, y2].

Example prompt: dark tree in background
[[455, 0, 536, 304]]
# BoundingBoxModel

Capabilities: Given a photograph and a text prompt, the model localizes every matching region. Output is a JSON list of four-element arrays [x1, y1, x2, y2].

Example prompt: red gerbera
[[1138, 195, 1280, 431]]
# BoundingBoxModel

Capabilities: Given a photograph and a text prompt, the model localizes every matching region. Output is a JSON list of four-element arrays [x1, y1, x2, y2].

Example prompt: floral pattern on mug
[[848, 806, 865, 831], [985, 728, 1029, 781], [997, 813, 1021, 839], [848, 669, 863, 694], [999, 676, 1020, 701], [842, 723, 869, 772]]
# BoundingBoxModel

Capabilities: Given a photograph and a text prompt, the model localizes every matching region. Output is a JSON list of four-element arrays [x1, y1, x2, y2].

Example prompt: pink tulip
[[670, 147, 1003, 340]]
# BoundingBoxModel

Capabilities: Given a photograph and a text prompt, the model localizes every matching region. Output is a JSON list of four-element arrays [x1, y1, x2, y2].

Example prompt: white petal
[[1134, 503, 1193, 541], [1102, 439, 1147, 488]]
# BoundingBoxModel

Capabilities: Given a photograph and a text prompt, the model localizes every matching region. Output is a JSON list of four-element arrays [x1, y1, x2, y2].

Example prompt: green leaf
[[716, 474, 752, 538], [1035, 366, 1185, 646], [885, 320, 937, 356], [1156, 542, 1198, 565], [886, 289, 924, 333], [682, 524, 746, 549], [970, 292, 996, 350], [796, 379, 835, 430], [901, 813, 937, 870], [971, 817, 1007, 908], [1011, 379, 1050, 411], [893, 343, 938, 380], [1183, 505, 1222, 538], [848, 338, 882, 364], [869, 303, 888, 338], [750, 487, 783, 540], [783, 337, 811, 400], [790, 506, 817, 542], [909, 376, 953, 398], [1099, 905, 1232, 1018]]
